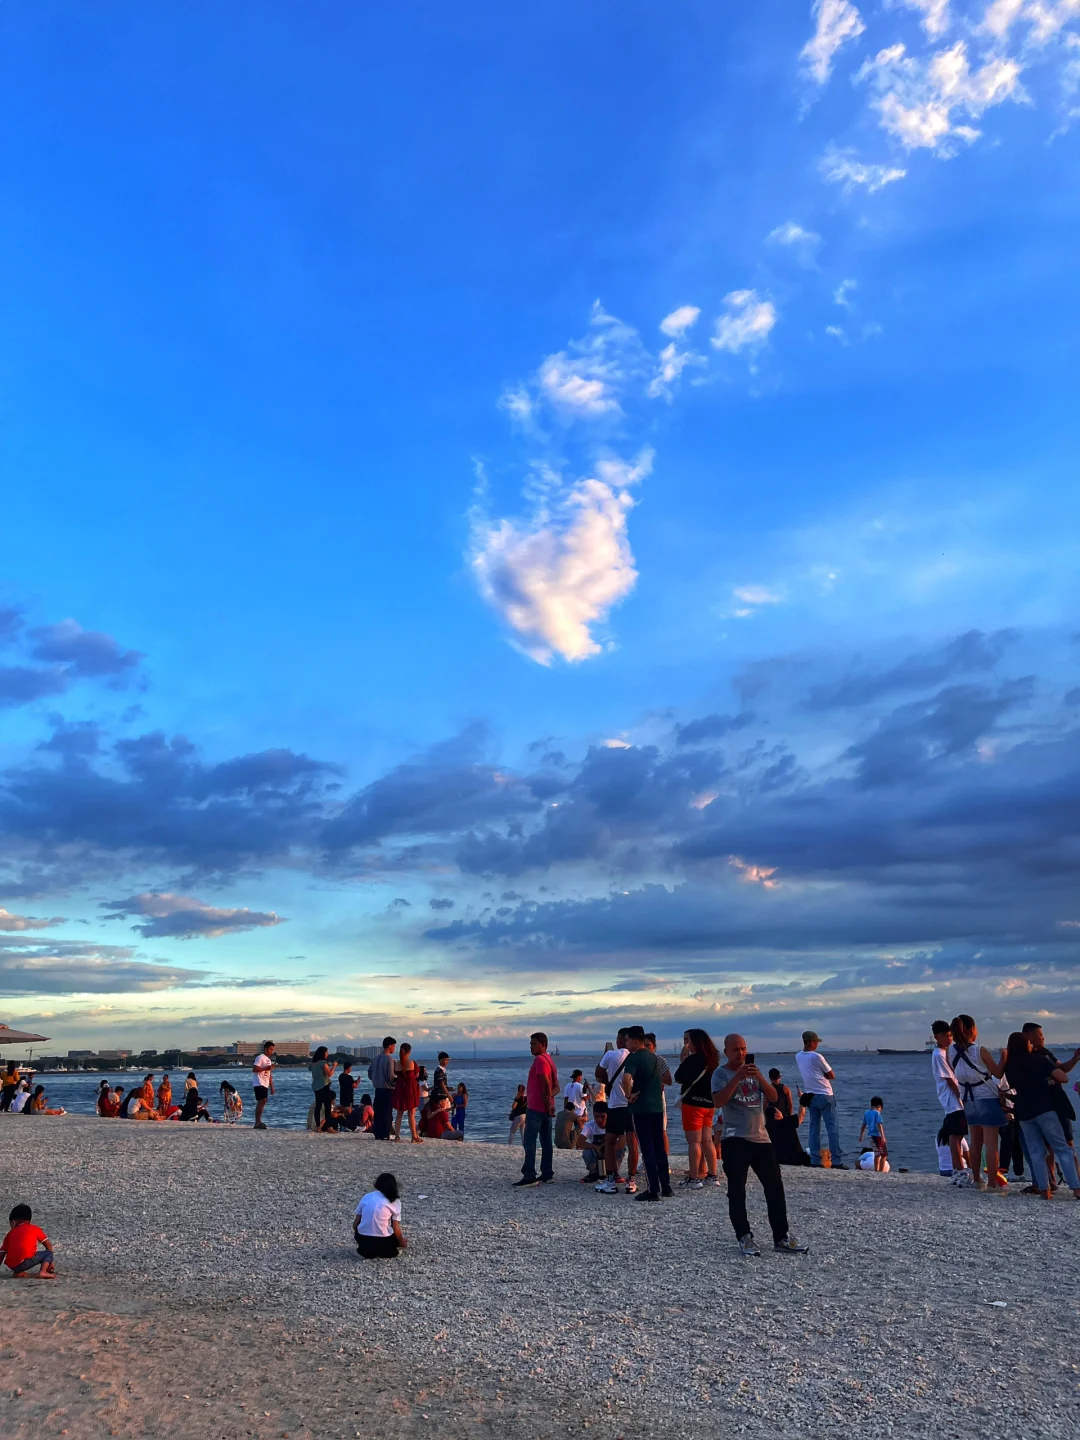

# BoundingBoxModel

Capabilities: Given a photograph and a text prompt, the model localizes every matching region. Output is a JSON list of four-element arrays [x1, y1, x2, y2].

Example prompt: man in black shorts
[[594, 1028, 640, 1194], [252, 1040, 275, 1129]]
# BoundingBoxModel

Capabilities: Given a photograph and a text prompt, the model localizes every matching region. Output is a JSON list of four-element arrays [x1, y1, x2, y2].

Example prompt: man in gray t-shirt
[[712, 1034, 807, 1257], [368, 1037, 397, 1140]]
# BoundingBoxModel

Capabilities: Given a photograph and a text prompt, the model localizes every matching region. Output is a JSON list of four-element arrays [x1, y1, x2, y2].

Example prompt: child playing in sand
[[353, 1173, 407, 1259], [1, 1204, 56, 1278], [859, 1097, 887, 1171]]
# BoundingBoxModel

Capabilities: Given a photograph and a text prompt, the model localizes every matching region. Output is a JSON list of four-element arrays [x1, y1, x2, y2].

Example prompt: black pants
[[633, 1111, 670, 1195], [313, 1085, 334, 1129], [0, 1088, 14, 1113], [373, 1088, 394, 1139], [356, 1233, 401, 1260], [722, 1137, 789, 1242], [998, 1119, 1025, 1177]]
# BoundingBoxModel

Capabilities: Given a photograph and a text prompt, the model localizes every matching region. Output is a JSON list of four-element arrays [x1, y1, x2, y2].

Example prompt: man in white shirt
[[931, 1020, 969, 1178], [794, 1031, 846, 1168], [594, 1030, 639, 1194], [252, 1040, 275, 1129]]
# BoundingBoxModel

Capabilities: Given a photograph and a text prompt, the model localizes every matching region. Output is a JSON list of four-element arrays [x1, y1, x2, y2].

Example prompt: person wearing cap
[[794, 1031, 846, 1169]]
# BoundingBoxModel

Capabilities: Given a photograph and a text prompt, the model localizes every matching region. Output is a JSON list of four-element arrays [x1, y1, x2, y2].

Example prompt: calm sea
[[19, 1050, 1007, 1173]]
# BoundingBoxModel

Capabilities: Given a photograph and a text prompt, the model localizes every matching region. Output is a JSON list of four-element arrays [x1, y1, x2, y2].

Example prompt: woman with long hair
[[949, 1015, 1008, 1189], [310, 1046, 337, 1132], [675, 1029, 721, 1187], [1004, 1031, 1080, 1200], [392, 1042, 422, 1143]]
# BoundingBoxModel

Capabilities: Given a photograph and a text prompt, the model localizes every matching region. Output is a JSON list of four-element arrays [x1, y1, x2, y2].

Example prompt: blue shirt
[[863, 1108, 883, 1137]]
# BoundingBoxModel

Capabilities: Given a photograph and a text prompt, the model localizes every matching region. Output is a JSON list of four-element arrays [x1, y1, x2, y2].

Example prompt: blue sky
[[2, 0, 1080, 1053]]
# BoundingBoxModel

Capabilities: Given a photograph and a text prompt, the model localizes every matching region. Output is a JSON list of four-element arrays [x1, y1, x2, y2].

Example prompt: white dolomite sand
[[2, 1116, 1079, 1439]]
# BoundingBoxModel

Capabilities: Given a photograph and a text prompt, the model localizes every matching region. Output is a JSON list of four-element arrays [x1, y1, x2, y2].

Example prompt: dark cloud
[[101, 892, 286, 940], [0, 665, 67, 708], [806, 629, 1015, 710], [676, 712, 754, 746], [28, 620, 143, 680], [0, 936, 206, 996], [429, 897, 456, 911], [0, 606, 24, 647]]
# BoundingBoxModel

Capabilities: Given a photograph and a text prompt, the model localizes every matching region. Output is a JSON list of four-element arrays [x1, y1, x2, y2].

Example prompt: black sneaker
[[513, 1177, 540, 1188], [660, 1186, 674, 1198], [831, 1164, 849, 1170], [635, 1191, 660, 1202]]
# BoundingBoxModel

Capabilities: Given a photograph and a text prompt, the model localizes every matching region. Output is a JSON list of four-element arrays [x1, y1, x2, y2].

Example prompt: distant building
[[68, 1050, 96, 1059], [96, 1049, 131, 1061], [232, 1040, 311, 1058]]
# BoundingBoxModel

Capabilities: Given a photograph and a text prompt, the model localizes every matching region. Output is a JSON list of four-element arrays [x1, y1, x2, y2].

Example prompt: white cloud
[[856, 40, 1023, 153], [801, 0, 867, 83], [659, 305, 701, 337], [711, 290, 778, 354], [984, 0, 1080, 44], [825, 324, 848, 340], [471, 475, 639, 665], [499, 386, 536, 425], [899, 0, 952, 37], [766, 221, 822, 247], [0, 908, 65, 932], [647, 342, 707, 399], [834, 278, 858, 308], [595, 449, 655, 489], [820, 144, 909, 190], [538, 355, 619, 416], [732, 584, 784, 606], [602, 738, 632, 749]]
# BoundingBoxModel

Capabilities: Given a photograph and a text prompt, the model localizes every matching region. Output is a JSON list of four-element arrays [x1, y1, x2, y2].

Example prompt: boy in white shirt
[[579, 1102, 609, 1182]]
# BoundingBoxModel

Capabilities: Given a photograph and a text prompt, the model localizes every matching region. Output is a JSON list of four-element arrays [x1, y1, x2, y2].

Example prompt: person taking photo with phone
[[712, 1035, 809, 1258]]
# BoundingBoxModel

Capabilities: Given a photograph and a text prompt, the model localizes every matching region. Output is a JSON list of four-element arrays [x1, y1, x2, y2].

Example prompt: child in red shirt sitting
[[1, 1204, 56, 1278]]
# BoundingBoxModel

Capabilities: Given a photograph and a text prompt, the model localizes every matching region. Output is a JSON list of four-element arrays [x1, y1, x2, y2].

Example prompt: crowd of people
[[364, 1039, 468, 1142], [930, 1016, 1080, 1199]]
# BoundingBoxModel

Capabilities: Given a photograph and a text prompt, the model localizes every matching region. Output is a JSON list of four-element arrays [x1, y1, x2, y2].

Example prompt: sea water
[[23, 1050, 999, 1173]]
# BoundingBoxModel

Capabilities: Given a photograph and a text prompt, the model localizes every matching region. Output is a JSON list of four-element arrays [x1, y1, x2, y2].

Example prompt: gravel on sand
[[2, 1117, 1079, 1438]]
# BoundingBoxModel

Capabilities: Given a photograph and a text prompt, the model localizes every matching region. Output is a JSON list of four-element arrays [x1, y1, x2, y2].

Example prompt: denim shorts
[[964, 1097, 1005, 1127]]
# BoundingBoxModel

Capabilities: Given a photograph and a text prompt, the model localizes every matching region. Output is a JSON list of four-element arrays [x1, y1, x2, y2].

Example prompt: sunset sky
[[3, 0, 1080, 1053]]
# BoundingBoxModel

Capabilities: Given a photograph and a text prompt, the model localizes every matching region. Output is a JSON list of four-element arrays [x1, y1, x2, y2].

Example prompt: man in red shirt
[[0, 1204, 56, 1278], [513, 1032, 559, 1188]]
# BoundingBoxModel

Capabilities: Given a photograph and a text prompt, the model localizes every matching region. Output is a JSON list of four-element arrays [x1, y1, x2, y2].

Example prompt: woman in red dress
[[392, 1042, 423, 1143]]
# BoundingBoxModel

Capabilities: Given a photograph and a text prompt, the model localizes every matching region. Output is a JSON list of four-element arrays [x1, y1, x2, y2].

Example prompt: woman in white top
[[948, 1014, 1007, 1190], [353, 1172, 407, 1260]]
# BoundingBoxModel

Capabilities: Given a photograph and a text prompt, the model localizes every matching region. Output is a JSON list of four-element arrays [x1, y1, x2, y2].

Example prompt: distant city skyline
[[3, 1, 1080, 1051]]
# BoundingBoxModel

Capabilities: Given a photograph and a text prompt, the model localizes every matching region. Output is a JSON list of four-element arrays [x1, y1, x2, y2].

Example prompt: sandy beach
[[2, 1117, 1079, 1439]]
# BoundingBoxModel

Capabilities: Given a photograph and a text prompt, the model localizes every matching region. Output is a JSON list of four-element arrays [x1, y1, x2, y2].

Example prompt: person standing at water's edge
[[368, 1037, 396, 1141], [338, 1062, 355, 1112], [795, 1031, 846, 1169], [514, 1032, 558, 1188], [713, 1035, 808, 1256], [930, 1021, 969, 1183], [621, 1026, 672, 1202], [252, 1041, 275, 1129], [595, 1028, 639, 1194], [310, 1046, 337, 1132]]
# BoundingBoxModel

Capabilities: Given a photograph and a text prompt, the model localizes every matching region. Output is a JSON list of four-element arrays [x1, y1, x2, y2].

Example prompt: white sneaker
[[594, 1179, 618, 1194], [687, 1179, 704, 1190], [738, 1233, 761, 1257]]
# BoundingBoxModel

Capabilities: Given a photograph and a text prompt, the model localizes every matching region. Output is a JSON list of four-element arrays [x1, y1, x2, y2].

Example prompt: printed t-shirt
[[863, 1108, 884, 1138], [526, 1052, 559, 1111], [931, 1048, 963, 1114], [711, 1063, 768, 1142], [252, 1054, 273, 1090], [597, 1049, 629, 1109], [1, 1222, 48, 1270], [622, 1049, 663, 1113], [795, 1050, 833, 1097], [564, 1081, 586, 1118], [1005, 1053, 1058, 1123], [355, 1192, 401, 1238], [581, 1118, 605, 1144]]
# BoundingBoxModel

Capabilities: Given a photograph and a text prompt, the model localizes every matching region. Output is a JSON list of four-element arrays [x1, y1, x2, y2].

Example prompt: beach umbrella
[[0, 1024, 50, 1044]]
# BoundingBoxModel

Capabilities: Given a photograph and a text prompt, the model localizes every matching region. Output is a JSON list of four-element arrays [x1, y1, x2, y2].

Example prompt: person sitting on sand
[[555, 1099, 578, 1149], [580, 1101, 608, 1182], [508, 1085, 527, 1144], [357, 1094, 375, 1131], [96, 1080, 113, 1116], [9, 1082, 31, 1114], [764, 1068, 810, 1168], [220, 1081, 242, 1124], [1, 1205, 56, 1279], [354, 1173, 407, 1260], [178, 1085, 209, 1122], [111, 1085, 125, 1114], [27, 1085, 65, 1116]]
